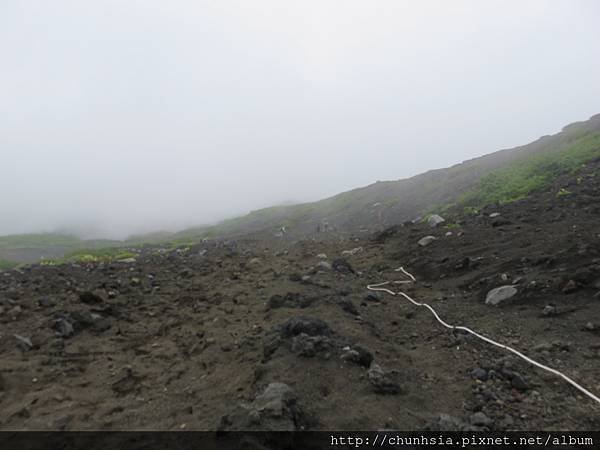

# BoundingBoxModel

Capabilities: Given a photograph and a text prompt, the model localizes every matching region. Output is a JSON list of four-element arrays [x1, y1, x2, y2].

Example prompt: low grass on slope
[[40, 247, 138, 265], [460, 132, 600, 207], [0, 233, 83, 250], [0, 259, 18, 270]]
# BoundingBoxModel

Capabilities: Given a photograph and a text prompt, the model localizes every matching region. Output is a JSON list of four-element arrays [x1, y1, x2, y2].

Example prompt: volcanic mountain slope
[[1, 113, 599, 267], [1, 158, 600, 431], [174, 113, 600, 240]]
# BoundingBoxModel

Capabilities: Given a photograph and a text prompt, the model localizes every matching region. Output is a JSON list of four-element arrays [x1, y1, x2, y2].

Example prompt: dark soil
[[1, 163, 600, 431]]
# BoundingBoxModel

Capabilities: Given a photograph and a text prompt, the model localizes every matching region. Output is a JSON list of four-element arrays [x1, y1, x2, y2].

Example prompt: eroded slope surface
[[1, 162, 600, 431]]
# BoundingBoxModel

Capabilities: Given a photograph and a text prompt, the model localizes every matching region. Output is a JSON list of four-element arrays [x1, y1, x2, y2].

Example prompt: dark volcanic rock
[[277, 316, 332, 338], [367, 364, 403, 395], [509, 372, 530, 391], [111, 368, 143, 396], [470, 368, 488, 382], [341, 345, 374, 368], [52, 318, 75, 338], [79, 291, 103, 305], [38, 297, 56, 308], [332, 258, 355, 274], [219, 382, 307, 431], [562, 279, 578, 294], [68, 310, 96, 330], [266, 293, 315, 310], [337, 298, 359, 315], [425, 413, 472, 431], [290, 333, 332, 357], [14, 334, 33, 351]]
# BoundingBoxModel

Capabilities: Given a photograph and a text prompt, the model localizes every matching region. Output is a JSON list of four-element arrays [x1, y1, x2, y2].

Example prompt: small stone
[[316, 261, 332, 271], [368, 364, 402, 395], [485, 285, 518, 306], [427, 215, 445, 228], [316, 253, 328, 259], [418, 236, 437, 247], [79, 291, 103, 304], [337, 298, 359, 316], [9, 305, 22, 319], [340, 345, 374, 368], [533, 342, 553, 352], [53, 414, 74, 430], [14, 334, 33, 351], [498, 414, 514, 429], [117, 258, 136, 263], [542, 305, 557, 316], [510, 373, 529, 391], [53, 318, 75, 338], [38, 297, 56, 307], [471, 368, 488, 381], [332, 258, 355, 274], [365, 292, 380, 302], [278, 316, 332, 338], [291, 333, 332, 357], [562, 280, 577, 294]]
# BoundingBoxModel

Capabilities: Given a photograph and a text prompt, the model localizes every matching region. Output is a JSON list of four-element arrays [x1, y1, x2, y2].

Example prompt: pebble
[[562, 279, 577, 294], [14, 334, 33, 351], [418, 236, 437, 247], [53, 318, 75, 338], [485, 285, 518, 306], [510, 373, 529, 391]]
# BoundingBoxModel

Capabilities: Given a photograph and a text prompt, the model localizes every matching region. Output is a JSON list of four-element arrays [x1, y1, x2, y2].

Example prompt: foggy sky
[[2, 1, 600, 239]]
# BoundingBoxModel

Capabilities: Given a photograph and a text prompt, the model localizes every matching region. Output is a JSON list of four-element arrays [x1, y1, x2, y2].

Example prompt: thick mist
[[2, 1, 600, 239]]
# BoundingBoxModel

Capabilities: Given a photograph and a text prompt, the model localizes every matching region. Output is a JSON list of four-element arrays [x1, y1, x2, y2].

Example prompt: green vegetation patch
[[461, 133, 600, 207], [0, 259, 18, 270], [42, 247, 139, 265]]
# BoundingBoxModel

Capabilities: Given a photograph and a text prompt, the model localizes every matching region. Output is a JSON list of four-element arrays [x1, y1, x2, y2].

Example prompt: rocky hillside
[[1, 156, 599, 431], [173, 113, 600, 240], [2, 114, 599, 266]]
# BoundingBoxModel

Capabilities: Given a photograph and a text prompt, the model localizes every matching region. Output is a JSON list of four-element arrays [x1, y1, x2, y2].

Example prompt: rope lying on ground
[[367, 267, 600, 406]]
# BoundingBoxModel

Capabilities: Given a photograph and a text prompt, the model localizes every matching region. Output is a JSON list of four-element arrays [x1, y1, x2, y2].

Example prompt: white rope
[[367, 267, 600, 406]]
